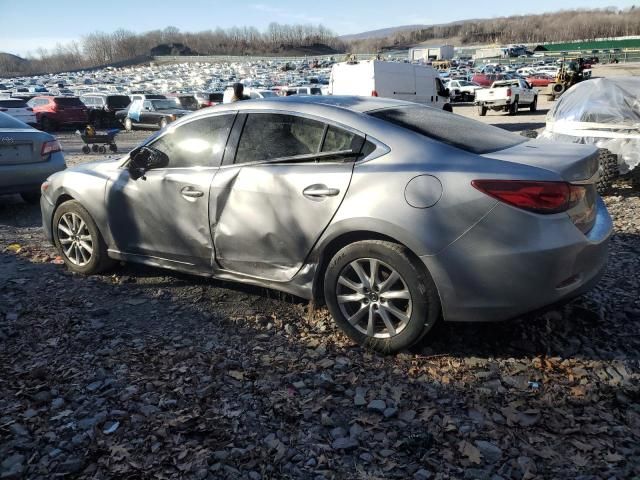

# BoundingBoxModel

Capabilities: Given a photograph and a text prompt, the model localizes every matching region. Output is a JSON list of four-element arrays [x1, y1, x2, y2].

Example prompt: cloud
[[250, 3, 324, 24]]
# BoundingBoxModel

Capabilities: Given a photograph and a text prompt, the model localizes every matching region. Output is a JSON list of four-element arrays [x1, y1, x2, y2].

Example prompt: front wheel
[[324, 240, 440, 354], [124, 118, 133, 131], [478, 105, 487, 116], [53, 200, 114, 275], [159, 118, 168, 129], [530, 96, 538, 112]]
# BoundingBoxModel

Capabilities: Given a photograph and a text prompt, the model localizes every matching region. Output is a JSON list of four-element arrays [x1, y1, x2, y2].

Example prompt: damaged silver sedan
[[41, 97, 612, 353]]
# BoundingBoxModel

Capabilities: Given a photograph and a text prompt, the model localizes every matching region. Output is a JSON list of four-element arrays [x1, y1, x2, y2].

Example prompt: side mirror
[[128, 146, 169, 180]]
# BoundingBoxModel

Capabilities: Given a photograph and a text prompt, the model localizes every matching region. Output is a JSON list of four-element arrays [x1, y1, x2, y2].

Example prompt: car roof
[[218, 96, 413, 114]]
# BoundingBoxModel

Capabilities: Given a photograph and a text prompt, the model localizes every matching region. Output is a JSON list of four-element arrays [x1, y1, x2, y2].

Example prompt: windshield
[[151, 99, 178, 110], [368, 106, 525, 154]]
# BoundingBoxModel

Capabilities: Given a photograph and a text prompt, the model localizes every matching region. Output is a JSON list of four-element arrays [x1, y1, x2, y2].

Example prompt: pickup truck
[[475, 79, 537, 116]]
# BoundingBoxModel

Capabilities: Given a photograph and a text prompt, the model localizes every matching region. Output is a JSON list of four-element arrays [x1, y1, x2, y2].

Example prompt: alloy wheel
[[57, 212, 93, 266], [336, 258, 413, 339]]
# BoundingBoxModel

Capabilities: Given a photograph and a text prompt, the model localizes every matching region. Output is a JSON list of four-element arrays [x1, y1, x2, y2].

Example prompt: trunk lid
[[0, 129, 51, 165], [483, 140, 599, 183]]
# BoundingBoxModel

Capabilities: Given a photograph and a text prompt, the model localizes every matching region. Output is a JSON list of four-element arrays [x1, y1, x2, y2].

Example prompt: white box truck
[[329, 60, 452, 111]]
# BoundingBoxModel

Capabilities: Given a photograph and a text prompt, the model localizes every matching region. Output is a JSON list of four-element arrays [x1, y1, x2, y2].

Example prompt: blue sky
[[0, 0, 636, 56]]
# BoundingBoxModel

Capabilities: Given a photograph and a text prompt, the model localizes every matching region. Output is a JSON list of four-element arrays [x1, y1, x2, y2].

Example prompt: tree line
[[1, 8, 639, 75], [0, 24, 346, 75], [350, 7, 640, 52]]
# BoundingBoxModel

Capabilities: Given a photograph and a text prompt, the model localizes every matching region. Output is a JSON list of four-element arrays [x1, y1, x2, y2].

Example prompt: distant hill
[[340, 25, 428, 41], [0, 52, 31, 75]]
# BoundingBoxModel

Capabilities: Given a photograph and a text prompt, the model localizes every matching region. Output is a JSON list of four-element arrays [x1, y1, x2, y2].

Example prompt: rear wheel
[[98, 145, 107, 154], [159, 117, 168, 129], [82, 145, 91, 154], [109, 143, 118, 153], [40, 117, 53, 132], [509, 99, 519, 116], [478, 105, 487, 116], [52, 200, 113, 275], [530, 96, 538, 112], [324, 240, 440, 354], [124, 118, 133, 131]]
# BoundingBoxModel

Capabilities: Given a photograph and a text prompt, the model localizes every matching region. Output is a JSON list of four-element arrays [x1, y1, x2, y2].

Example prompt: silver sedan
[[0, 112, 65, 203], [40, 97, 612, 353]]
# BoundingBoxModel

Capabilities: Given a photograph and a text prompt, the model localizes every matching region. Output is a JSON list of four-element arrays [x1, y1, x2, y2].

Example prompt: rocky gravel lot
[[1, 123, 639, 479]]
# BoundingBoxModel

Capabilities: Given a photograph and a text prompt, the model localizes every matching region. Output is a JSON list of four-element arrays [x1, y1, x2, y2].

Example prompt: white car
[[446, 80, 483, 102], [0, 99, 37, 126], [476, 79, 538, 116], [246, 88, 278, 99]]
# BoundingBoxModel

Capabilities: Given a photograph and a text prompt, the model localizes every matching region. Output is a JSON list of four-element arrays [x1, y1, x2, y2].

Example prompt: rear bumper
[[478, 99, 509, 107], [0, 152, 66, 194], [422, 197, 612, 323]]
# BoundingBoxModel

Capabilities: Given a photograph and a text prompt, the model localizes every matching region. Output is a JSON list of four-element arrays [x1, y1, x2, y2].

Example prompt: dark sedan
[[116, 99, 190, 130]]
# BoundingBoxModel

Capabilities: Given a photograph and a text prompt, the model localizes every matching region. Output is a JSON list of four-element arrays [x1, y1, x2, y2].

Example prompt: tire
[[40, 117, 53, 132], [20, 191, 40, 204], [478, 105, 487, 116], [324, 240, 441, 354], [82, 145, 91, 154], [124, 118, 133, 131], [596, 149, 618, 195], [552, 83, 566, 95], [109, 144, 118, 153], [159, 118, 168, 129], [530, 96, 538, 112], [52, 200, 114, 275], [98, 145, 106, 154], [92, 144, 99, 153], [509, 99, 519, 116], [442, 103, 453, 113]]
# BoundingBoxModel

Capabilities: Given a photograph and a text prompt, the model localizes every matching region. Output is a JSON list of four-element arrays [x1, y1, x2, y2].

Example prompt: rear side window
[[368, 106, 525, 154], [150, 114, 235, 168], [321, 125, 364, 154], [236, 114, 325, 163], [0, 100, 27, 108], [54, 97, 83, 106], [107, 96, 130, 109]]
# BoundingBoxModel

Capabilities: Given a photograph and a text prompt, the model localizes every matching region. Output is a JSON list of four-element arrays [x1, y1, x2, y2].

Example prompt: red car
[[526, 74, 555, 87], [471, 73, 510, 87], [27, 96, 88, 131]]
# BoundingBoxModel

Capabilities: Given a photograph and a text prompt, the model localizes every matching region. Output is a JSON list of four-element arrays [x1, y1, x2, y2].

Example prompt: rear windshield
[[310, 88, 322, 95], [107, 96, 131, 108], [54, 97, 84, 106], [0, 99, 28, 108], [368, 106, 525, 154]]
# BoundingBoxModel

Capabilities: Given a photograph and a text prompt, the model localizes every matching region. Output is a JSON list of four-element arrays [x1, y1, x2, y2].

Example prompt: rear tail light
[[506, 88, 512, 97], [471, 180, 585, 214], [41, 139, 62, 157], [371, 90, 379, 97]]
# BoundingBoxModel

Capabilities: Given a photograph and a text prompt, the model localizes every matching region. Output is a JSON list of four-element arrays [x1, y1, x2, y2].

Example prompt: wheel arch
[[311, 228, 434, 306]]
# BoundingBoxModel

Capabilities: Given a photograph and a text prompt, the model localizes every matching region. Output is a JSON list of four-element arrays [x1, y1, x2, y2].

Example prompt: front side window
[[150, 114, 235, 169], [235, 113, 325, 164]]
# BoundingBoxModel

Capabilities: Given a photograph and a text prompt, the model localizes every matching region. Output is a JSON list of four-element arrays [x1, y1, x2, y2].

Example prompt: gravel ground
[[1, 105, 639, 479]]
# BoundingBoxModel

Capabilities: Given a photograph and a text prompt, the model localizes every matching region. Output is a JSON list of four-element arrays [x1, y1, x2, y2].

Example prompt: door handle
[[303, 185, 340, 199], [181, 186, 204, 199]]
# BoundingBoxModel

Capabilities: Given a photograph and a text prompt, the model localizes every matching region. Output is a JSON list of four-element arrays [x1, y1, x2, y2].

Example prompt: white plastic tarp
[[540, 77, 640, 174]]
